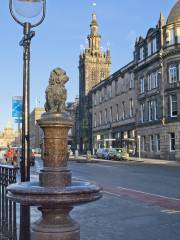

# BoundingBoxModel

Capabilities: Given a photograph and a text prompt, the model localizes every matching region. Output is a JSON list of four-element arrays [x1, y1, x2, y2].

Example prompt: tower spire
[[88, 12, 101, 52], [158, 12, 165, 28]]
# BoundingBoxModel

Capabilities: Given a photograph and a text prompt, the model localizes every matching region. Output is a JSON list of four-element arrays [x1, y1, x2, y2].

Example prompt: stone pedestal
[[7, 113, 102, 240]]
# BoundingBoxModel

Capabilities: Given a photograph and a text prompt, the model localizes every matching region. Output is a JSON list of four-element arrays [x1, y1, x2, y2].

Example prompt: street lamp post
[[9, 0, 46, 182], [9, 1, 46, 239]]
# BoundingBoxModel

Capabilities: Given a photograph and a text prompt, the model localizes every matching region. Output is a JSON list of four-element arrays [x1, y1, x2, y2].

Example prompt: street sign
[[15, 118, 22, 124], [12, 96, 23, 119]]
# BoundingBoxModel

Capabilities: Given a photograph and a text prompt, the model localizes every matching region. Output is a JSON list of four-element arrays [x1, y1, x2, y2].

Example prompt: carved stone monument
[[7, 68, 102, 239]]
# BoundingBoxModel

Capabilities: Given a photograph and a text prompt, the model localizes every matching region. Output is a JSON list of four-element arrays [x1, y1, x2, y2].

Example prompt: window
[[155, 134, 160, 152], [148, 100, 157, 121], [130, 99, 133, 118], [108, 85, 112, 98], [140, 103, 145, 123], [170, 29, 175, 45], [94, 93, 97, 106], [122, 102, 125, 120], [167, 29, 175, 45], [166, 30, 170, 44], [99, 111, 102, 125], [147, 74, 151, 91], [154, 72, 158, 88], [94, 113, 97, 127], [148, 101, 152, 121], [104, 86, 107, 101], [170, 133, 175, 151], [152, 38, 157, 53], [140, 78, 145, 94], [152, 72, 158, 89], [105, 109, 107, 124], [170, 94, 177, 117], [130, 73, 134, 89], [148, 72, 158, 90], [115, 80, 118, 95], [116, 104, 119, 121], [147, 41, 152, 56], [150, 135, 154, 152], [100, 70, 105, 80], [177, 28, 180, 43], [169, 64, 177, 83], [109, 107, 112, 122], [140, 47, 144, 60], [99, 91, 102, 103]]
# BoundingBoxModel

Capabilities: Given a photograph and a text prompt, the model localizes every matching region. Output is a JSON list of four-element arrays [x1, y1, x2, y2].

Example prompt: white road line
[[117, 186, 180, 201], [103, 190, 123, 198]]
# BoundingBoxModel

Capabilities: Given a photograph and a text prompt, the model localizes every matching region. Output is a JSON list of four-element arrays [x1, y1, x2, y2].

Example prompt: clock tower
[[78, 12, 111, 152]]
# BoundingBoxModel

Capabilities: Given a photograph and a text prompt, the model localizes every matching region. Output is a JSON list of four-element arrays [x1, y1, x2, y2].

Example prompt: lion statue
[[45, 68, 69, 113]]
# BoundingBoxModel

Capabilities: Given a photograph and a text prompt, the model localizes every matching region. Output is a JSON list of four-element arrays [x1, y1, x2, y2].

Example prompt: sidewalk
[[69, 155, 180, 167]]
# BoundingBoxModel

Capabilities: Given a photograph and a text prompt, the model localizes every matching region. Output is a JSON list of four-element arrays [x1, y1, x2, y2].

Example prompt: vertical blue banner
[[12, 96, 23, 123]]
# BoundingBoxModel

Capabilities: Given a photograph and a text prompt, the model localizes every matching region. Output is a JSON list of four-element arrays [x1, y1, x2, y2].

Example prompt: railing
[[0, 164, 18, 240]]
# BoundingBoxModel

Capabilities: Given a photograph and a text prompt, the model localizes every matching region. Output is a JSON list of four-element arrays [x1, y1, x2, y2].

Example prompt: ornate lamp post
[[9, 1, 46, 239], [9, 0, 46, 182]]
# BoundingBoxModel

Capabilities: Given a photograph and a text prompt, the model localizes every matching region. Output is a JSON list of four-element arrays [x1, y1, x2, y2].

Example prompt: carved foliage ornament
[[45, 68, 69, 113]]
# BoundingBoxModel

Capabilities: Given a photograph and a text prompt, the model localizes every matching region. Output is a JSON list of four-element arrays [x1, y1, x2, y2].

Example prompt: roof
[[167, 0, 180, 24]]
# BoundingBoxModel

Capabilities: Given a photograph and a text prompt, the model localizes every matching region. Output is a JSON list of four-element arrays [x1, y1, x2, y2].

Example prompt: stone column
[[31, 113, 80, 240]]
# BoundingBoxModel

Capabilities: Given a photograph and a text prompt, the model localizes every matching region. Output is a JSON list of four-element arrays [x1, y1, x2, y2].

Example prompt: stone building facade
[[29, 108, 45, 150], [91, 63, 136, 153], [66, 98, 79, 151], [89, 1, 180, 161], [136, 1, 180, 160], [78, 12, 111, 153], [0, 121, 17, 148]]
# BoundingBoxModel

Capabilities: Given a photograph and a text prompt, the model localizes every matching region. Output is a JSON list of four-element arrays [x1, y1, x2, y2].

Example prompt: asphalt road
[[31, 159, 180, 240]]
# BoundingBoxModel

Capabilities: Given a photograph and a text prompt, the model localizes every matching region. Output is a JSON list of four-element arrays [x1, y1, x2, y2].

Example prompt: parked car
[[114, 148, 129, 161], [96, 148, 109, 159], [108, 148, 117, 160], [102, 149, 110, 159]]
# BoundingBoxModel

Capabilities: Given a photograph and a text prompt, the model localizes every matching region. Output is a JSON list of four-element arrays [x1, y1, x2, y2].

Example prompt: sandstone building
[[29, 107, 45, 150], [0, 121, 17, 148], [78, 1, 180, 161]]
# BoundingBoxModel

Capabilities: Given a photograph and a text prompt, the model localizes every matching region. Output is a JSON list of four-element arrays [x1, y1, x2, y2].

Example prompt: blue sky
[[0, 0, 175, 130]]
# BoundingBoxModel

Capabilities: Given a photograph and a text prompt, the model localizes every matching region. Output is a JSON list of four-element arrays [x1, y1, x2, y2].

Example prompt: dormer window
[[177, 27, 180, 43], [167, 29, 175, 45], [140, 47, 144, 60], [147, 42, 152, 56]]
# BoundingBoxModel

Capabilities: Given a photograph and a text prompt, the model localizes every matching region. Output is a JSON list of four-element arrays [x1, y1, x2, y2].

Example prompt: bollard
[[7, 68, 102, 240]]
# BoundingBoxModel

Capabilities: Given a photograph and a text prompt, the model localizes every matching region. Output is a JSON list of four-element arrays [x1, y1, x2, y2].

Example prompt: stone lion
[[45, 68, 69, 113]]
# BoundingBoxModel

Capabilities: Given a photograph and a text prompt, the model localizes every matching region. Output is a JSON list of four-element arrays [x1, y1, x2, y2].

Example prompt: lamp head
[[13, 0, 43, 18]]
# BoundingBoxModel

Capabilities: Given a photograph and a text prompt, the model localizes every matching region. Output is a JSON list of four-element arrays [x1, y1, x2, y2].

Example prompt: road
[[32, 159, 180, 240]]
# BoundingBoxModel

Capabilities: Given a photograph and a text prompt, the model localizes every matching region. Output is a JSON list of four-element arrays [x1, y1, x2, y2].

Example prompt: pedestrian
[[13, 150, 18, 166]]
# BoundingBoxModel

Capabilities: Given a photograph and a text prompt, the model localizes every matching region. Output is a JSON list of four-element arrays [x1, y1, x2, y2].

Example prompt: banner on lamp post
[[12, 96, 23, 123]]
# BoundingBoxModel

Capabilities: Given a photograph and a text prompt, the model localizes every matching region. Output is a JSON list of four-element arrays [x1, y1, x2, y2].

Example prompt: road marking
[[116, 186, 180, 201], [71, 177, 180, 211], [103, 186, 180, 211]]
